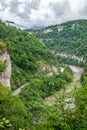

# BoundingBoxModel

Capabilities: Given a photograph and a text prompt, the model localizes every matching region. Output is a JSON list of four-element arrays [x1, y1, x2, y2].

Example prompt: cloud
[[78, 0, 87, 18], [50, 0, 70, 17], [0, 0, 87, 28], [0, 1, 8, 11]]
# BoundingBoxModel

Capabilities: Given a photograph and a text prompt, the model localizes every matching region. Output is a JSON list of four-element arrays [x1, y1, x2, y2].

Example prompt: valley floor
[[14, 65, 84, 109], [45, 65, 84, 108]]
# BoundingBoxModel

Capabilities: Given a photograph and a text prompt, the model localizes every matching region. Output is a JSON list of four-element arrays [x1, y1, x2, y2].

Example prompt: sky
[[0, 0, 87, 28]]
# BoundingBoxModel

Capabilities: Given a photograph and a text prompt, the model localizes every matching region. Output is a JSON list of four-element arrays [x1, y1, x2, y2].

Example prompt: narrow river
[[14, 65, 84, 109], [45, 65, 84, 108]]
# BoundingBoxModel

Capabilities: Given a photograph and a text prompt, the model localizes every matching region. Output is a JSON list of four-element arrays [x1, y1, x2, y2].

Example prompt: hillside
[[0, 21, 60, 90], [0, 21, 74, 130], [24, 19, 87, 130], [28, 19, 87, 63], [1, 19, 87, 130]]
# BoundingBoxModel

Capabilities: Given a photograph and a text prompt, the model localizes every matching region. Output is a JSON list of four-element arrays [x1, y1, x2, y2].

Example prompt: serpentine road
[[45, 65, 84, 109], [13, 83, 29, 96]]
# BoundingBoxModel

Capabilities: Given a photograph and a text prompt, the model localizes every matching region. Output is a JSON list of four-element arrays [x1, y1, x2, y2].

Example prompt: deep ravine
[[45, 65, 84, 108], [14, 65, 84, 109]]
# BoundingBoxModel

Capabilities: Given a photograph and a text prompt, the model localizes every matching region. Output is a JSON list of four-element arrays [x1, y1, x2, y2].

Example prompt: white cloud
[[0, 0, 87, 28], [68, 0, 86, 11], [18, 3, 26, 13]]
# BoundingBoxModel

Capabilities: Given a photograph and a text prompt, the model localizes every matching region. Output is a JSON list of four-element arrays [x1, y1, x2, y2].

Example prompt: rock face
[[57, 25, 64, 32], [43, 29, 53, 34], [0, 52, 11, 88]]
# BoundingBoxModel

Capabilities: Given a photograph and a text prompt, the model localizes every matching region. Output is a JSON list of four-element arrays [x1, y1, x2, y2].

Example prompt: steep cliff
[[0, 51, 11, 88]]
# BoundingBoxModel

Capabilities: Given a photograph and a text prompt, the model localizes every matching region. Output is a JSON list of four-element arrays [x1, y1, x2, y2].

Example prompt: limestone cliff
[[0, 52, 11, 88]]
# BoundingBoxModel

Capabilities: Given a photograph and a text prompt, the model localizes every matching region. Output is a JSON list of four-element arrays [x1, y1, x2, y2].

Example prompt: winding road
[[13, 83, 29, 96]]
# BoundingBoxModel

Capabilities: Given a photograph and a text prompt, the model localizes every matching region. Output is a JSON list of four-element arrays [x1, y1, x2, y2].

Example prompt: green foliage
[[30, 19, 87, 65], [1, 20, 87, 130], [0, 117, 12, 129], [19, 128, 25, 130], [32, 84, 87, 130], [0, 60, 6, 75], [0, 20, 73, 130], [0, 85, 28, 130], [19, 66, 72, 127], [0, 21, 55, 89], [0, 42, 7, 54], [71, 84, 87, 129], [32, 93, 73, 130]]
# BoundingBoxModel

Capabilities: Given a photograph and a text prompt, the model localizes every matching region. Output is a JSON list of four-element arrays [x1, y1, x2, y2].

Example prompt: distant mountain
[[0, 19, 44, 30], [29, 25, 44, 30], [5, 20, 28, 30], [29, 19, 87, 58]]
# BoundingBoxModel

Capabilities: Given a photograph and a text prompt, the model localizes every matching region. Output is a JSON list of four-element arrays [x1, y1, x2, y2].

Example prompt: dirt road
[[13, 83, 29, 96]]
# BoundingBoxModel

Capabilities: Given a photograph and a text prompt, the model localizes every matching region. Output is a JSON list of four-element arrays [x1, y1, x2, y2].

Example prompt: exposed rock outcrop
[[43, 29, 53, 34], [57, 25, 64, 32], [0, 52, 11, 88]]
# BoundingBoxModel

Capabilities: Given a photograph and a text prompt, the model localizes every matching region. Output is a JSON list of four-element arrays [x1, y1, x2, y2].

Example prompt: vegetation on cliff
[[0, 21, 73, 129], [29, 19, 87, 65], [1, 19, 87, 129], [0, 21, 57, 90]]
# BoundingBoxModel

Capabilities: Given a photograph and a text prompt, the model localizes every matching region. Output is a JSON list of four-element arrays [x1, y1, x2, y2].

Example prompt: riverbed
[[45, 65, 84, 108]]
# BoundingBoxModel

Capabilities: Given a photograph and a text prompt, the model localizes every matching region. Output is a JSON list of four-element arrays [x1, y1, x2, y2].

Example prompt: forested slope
[[22, 20, 87, 130], [0, 21, 74, 130], [1, 19, 87, 130], [29, 19, 87, 58], [0, 21, 58, 90]]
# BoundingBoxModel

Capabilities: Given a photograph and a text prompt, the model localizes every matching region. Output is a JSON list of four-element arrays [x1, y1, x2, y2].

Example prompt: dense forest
[[0, 19, 87, 130], [0, 21, 73, 129], [29, 19, 87, 56], [29, 19, 87, 66], [0, 21, 59, 90]]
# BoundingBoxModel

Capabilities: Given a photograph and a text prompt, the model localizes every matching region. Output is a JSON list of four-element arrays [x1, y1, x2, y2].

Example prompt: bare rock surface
[[0, 52, 11, 88]]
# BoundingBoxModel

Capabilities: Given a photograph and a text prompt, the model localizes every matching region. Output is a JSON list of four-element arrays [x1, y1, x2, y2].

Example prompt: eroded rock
[[0, 52, 11, 88]]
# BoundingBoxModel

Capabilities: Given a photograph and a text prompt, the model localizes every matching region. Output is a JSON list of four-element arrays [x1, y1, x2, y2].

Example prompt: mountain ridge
[[29, 19, 87, 58]]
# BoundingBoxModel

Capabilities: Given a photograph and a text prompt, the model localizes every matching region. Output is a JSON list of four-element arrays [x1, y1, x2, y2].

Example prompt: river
[[14, 65, 84, 109], [45, 65, 84, 109]]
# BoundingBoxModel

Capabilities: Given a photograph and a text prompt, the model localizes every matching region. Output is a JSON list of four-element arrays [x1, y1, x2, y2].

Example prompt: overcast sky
[[0, 0, 87, 27]]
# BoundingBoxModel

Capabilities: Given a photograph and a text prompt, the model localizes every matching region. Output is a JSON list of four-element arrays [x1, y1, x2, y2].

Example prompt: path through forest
[[13, 83, 29, 95]]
